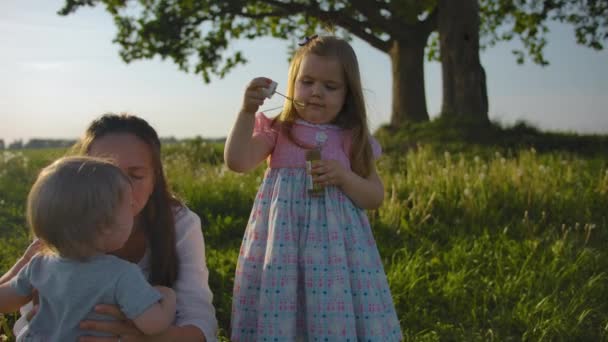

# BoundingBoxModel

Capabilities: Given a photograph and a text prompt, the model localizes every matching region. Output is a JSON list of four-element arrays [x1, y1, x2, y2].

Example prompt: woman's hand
[[240, 77, 272, 115], [25, 289, 40, 321], [311, 159, 350, 188], [78, 304, 147, 342]]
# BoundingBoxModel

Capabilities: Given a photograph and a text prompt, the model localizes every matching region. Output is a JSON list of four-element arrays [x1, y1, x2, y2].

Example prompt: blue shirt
[[11, 254, 161, 341]]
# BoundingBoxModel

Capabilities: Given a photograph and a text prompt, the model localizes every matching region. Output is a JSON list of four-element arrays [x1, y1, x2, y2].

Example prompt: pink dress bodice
[[253, 112, 381, 169]]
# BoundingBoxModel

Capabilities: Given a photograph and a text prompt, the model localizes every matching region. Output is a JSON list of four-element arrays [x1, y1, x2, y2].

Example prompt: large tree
[[433, 0, 607, 123], [438, 0, 488, 122], [59, 1, 607, 127], [59, 0, 438, 126]]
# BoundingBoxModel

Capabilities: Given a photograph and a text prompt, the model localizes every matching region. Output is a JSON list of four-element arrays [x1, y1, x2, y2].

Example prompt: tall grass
[[1, 139, 606, 341], [376, 146, 607, 340]]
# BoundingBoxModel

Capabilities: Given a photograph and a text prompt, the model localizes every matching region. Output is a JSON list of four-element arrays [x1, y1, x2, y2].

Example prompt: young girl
[[0, 156, 176, 341], [225, 35, 402, 341]]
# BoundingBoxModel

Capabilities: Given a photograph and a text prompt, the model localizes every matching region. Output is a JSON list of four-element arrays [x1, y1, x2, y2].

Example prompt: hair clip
[[298, 34, 318, 46]]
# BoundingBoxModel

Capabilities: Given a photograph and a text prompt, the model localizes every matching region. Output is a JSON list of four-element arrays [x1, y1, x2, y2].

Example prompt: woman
[[4, 113, 218, 341]]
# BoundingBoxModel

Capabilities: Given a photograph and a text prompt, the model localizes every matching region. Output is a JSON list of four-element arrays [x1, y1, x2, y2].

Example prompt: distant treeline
[[0, 139, 76, 150], [0, 136, 226, 150]]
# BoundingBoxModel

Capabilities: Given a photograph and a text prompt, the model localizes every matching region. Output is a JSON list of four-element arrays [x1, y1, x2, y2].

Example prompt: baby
[[0, 156, 176, 341]]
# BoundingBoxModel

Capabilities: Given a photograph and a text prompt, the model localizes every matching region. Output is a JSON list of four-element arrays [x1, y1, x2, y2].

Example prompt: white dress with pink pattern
[[231, 113, 402, 341]]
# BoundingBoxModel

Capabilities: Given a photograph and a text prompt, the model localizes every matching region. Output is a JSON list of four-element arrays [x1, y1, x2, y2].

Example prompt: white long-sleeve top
[[143, 206, 218, 341], [15, 206, 218, 341]]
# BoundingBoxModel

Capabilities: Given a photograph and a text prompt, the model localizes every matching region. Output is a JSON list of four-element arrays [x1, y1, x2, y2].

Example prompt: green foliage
[[479, 0, 608, 65], [0, 149, 64, 241], [58, 0, 608, 80], [0, 149, 64, 340], [56, 0, 607, 128], [2, 137, 607, 341], [57, 0, 436, 83]]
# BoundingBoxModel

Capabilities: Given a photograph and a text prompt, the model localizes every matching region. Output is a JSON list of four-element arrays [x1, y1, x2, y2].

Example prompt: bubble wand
[[262, 81, 306, 110]]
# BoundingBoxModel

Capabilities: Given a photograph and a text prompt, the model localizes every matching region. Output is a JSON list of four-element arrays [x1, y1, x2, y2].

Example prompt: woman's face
[[88, 133, 155, 217], [103, 187, 135, 252]]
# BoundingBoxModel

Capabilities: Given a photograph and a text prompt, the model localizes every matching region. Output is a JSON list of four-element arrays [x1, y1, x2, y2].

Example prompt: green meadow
[[1, 126, 607, 341]]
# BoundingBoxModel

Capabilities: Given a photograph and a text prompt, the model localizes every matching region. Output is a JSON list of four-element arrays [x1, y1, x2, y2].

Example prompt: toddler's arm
[[131, 285, 176, 335], [0, 283, 30, 313], [224, 77, 274, 172]]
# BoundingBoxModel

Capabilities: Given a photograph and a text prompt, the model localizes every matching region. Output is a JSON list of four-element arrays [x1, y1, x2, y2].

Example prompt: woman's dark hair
[[71, 113, 179, 286]]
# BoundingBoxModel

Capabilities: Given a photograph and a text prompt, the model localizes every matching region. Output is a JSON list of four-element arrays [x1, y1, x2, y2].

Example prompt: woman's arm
[[79, 304, 207, 342], [0, 239, 43, 285], [169, 208, 217, 340], [224, 77, 274, 172], [0, 261, 27, 285]]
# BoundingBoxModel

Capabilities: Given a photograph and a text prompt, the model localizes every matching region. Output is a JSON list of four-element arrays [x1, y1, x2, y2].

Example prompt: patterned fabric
[[231, 114, 402, 341], [252, 113, 382, 169]]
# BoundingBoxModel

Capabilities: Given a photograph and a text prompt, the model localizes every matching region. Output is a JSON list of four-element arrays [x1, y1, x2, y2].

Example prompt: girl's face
[[102, 187, 135, 252], [88, 133, 155, 217], [293, 54, 347, 125]]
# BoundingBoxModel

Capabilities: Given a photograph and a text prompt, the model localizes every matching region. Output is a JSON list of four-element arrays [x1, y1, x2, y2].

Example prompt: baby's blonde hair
[[27, 156, 131, 260], [279, 35, 374, 177]]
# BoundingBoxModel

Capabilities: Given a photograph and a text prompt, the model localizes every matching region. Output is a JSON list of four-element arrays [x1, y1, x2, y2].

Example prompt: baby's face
[[293, 54, 347, 125], [103, 187, 135, 252]]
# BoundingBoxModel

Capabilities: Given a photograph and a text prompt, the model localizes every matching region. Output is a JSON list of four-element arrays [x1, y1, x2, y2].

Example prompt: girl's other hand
[[240, 77, 273, 115], [312, 159, 349, 187]]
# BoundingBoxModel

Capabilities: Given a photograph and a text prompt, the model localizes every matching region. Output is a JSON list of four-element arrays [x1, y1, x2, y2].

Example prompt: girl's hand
[[312, 159, 350, 187], [78, 304, 147, 342], [240, 77, 273, 115]]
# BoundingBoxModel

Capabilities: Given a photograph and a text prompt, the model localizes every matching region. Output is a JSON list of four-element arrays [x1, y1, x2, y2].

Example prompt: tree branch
[[350, 0, 390, 29], [421, 7, 439, 36], [261, 0, 390, 51]]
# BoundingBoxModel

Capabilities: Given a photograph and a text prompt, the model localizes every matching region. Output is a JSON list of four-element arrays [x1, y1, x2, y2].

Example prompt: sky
[[1, 1, 607, 144]]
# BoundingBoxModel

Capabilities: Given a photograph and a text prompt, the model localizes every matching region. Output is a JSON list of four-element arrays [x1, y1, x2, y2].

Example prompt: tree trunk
[[438, 0, 488, 122], [389, 35, 430, 126]]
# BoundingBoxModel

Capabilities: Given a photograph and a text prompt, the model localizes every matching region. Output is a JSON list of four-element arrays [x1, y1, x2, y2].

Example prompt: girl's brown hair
[[278, 36, 374, 177], [71, 113, 179, 286], [27, 156, 131, 261]]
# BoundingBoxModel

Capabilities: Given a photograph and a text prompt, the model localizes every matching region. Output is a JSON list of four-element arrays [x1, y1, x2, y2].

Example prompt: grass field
[[1, 126, 607, 341]]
